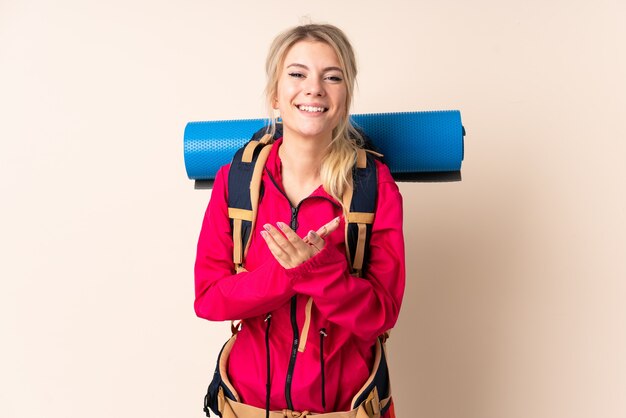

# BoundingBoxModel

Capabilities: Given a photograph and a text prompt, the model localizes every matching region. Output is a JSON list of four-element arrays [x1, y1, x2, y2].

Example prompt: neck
[[279, 132, 331, 184]]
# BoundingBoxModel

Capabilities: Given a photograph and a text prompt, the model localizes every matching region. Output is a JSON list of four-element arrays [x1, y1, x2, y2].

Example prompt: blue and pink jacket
[[195, 138, 405, 414]]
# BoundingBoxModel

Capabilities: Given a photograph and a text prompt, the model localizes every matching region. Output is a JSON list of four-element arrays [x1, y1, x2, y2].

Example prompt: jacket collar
[[264, 137, 341, 205]]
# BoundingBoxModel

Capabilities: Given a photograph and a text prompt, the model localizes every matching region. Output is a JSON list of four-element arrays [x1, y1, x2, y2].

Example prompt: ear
[[272, 97, 279, 109]]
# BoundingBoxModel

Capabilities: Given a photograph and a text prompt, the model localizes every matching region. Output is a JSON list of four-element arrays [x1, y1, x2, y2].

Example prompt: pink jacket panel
[[195, 139, 405, 413]]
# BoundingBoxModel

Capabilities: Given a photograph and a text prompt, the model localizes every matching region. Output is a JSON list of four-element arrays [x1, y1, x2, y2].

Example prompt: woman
[[195, 23, 405, 417]]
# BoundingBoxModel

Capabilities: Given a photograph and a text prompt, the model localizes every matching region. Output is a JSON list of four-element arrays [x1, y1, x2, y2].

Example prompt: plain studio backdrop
[[1, 1, 625, 417]]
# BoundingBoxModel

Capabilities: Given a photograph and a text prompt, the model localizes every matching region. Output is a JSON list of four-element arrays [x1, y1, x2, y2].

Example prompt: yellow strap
[[224, 395, 378, 418], [341, 148, 375, 275], [217, 386, 225, 414], [231, 143, 273, 272], [217, 334, 390, 418], [365, 149, 384, 158], [228, 207, 254, 221], [346, 212, 375, 224], [218, 336, 242, 402], [351, 340, 382, 408], [356, 148, 367, 169], [244, 144, 273, 260], [230, 320, 242, 335], [283, 410, 312, 418], [379, 397, 391, 412], [241, 140, 261, 163], [297, 297, 314, 352], [342, 174, 354, 269], [352, 223, 367, 272], [259, 133, 273, 144], [364, 387, 380, 418], [233, 218, 243, 265]]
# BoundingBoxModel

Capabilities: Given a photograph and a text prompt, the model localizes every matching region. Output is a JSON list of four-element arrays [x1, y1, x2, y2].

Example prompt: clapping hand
[[260, 216, 341, 269]]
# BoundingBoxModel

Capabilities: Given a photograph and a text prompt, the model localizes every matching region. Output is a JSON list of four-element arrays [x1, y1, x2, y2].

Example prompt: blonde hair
[[264, 23, 363, 207]]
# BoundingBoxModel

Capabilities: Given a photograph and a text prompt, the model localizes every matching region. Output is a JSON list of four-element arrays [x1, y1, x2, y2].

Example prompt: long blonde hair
[[264, 24, 363, 207]]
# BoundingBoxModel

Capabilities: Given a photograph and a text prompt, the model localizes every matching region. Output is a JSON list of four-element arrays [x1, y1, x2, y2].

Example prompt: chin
[[284, 122, 332, 140], [298, 128, 333, 140]]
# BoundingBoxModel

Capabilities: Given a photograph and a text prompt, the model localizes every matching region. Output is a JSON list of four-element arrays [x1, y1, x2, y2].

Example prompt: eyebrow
[[286, 63, 344, 73]]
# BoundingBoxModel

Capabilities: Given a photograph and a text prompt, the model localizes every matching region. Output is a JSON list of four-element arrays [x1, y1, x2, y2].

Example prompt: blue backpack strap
[[344, 150, 394, 411], [228, 134, 273, 272], [343, 149, 379, 277]]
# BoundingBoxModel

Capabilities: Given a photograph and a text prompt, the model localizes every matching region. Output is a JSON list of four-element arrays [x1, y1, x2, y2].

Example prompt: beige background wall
[[1, 1, 624, 417]]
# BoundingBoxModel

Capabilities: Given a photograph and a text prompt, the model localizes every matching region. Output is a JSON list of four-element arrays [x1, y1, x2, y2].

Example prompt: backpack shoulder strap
[[229, 130, 381, 277], [343, 149, 379, 277], [227, 134, 273, 273]]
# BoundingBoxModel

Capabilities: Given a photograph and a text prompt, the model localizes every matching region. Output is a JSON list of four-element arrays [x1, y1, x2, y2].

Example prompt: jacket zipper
[[265, 167, 339, 410], [320, 328, 327, 411], [285, 295, 299, 410], [290, 206, 299, 232], [285, 204, 300, 410]]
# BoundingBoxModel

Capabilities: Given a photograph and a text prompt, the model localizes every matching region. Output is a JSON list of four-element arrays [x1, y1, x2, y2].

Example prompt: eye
[[288, 72, 305, 79], [325, 75, 343, 83]]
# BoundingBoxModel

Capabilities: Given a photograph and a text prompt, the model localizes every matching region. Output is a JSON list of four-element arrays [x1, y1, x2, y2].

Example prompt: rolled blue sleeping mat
[[184, 110, 465, 187]]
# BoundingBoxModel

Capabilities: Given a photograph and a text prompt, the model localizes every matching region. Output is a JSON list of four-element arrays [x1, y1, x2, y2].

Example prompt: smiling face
[[274, 40, 348, 144]]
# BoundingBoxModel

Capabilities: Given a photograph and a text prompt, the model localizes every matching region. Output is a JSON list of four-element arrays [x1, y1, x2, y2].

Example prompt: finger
[[305, 230, 325, 252], [263, 223, 295, 253], [273, 222, 318, 265], [276, 222, 310, 251], [260, 230, 291, 268], [316, 216, 341, 238], [265, 223, 315, 267], [261, 225, 316, 268], [260, 228, 286, 257]]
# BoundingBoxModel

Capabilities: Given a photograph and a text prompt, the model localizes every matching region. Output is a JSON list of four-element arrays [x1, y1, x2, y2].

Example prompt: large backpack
[[203, 126, 396, 418]]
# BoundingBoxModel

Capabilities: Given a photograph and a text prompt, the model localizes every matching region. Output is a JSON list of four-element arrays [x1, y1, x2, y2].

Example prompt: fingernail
[[276, 221, 285, 229], [308, 230, 317, 239], [260, 230, 268, 238], [334, 216, 340, 223], [263, 224, 271, 231]]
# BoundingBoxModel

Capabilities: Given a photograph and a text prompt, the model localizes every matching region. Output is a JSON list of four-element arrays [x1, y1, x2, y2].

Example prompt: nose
[[304, 76, 324, 96]]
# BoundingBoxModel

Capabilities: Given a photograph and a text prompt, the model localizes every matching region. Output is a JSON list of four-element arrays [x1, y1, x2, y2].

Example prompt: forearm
[[287, 244, 404, 342], [195, 255, 296, 321]]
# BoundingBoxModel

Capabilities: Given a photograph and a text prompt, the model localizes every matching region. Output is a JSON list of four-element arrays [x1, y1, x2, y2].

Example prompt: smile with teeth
[[297, 104, 328, 113]]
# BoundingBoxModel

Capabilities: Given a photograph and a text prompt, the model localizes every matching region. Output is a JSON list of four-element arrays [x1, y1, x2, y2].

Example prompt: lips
[[296, 104, 328, 113]]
